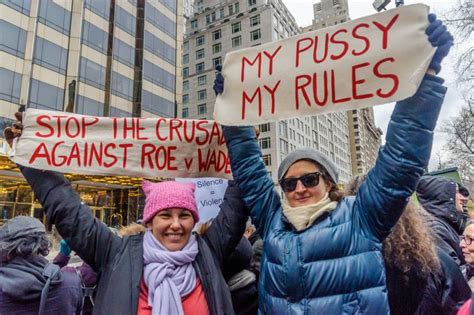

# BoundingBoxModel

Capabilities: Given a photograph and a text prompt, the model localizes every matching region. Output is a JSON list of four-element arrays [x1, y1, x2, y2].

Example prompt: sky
[[283, 0, 465, 171]]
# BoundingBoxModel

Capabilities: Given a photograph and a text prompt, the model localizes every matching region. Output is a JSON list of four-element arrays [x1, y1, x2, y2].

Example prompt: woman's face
[[460, 224, 474, 264], [283, 160, 331, 207], [148, 208, 195, 251]]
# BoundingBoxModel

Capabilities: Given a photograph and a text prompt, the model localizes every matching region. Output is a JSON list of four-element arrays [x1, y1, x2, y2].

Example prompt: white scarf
[[281, 193, 338, 231]]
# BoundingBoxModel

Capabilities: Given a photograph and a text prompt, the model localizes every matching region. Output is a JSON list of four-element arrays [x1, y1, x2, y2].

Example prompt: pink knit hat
[[142, 180, 199, 224]]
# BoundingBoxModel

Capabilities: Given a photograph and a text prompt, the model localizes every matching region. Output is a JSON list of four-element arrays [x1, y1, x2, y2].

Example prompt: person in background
[[416, 176, 470, 266], [53, 239, 97, 314], [215, 14, 453, 313], [346, 174, 470, 315], [0, 216, 83, 314], [460, 221, 474, 289]]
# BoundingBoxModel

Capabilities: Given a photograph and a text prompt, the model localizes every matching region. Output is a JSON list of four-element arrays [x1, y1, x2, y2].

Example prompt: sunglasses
[[280, 172, 322, 192]]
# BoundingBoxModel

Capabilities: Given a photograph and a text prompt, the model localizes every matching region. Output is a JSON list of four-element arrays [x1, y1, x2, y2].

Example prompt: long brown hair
[[345, 174, 440, 276]]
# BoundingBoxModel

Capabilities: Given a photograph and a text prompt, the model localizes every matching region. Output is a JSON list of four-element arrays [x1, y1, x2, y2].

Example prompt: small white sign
[[176, 177, 229, 223]]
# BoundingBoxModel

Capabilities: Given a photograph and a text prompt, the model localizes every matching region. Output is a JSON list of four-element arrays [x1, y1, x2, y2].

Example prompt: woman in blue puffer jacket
[[215, 14, 453, 314]]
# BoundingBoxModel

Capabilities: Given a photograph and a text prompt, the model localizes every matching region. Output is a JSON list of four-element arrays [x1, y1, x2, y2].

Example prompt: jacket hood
[[0, 255, 62, 301], [416, 176, 466, 233]]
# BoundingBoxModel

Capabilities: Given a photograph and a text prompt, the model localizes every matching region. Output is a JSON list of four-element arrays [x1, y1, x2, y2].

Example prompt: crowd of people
[[0, 12, 473, 315]]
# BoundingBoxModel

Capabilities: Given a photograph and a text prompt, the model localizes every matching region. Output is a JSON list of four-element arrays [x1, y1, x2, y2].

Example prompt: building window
[[219, 8, 225, 18], [113, 38, 135, 68], [183, 80, 189, 92], [259, 123, 270, 133], [183, 94, 189, 104], [197, 89, 207, 100], [228, 4, 234, 15], [183, 41, 189, 52], [196, 35, 205, 46], [232, 36, 241, 47], [248, 0, 257, 6], [196, 62, 205, 74], [144, 31, 176, 66], [183, 67, 189, 77], [142, 89, 175, 117], [145, 4, 176, 37], [79, 57, 106, 89], [263, 154, 272, 166], [76, 95, 104, 116], [280, 139, 288, 154], [182, 54, 189, 64], [234, 3, 239, 13], [250, 29, 261, 41], [109, 106, 131, 117], [38, 0, 71, 35], [115, 5, 136, 36], [182, 107, 189, 118], [143, 60, 176, 92], [111, 72, 134, 101], [212, 29, 221, 41], [1, 0, 31, 15], [33, 37, 68, 75], [259, 137, 271, 149], [198, 104, 207, 115], [191, 19, 198, 29], [0, 67, 22, 103], [232, 22, 241, 33], [197, 75, 206, 86], [213, 57, 222, 69], [85, 0, 110, 19], [250, 15, 260, 26], [0, 20, 27, 58], [28, 79, 64, 111], [212, 43, 221, 54], [82, 20, 108, 54], [196, 48, 205, 59]]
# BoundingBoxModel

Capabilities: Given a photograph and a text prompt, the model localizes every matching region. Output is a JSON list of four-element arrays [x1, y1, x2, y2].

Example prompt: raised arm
[[222, 126, 281, 239], [20, 166, 121, 272], [203, 181, 249, 265], [355, 14, 452, 240], [355, 74, 447, 240]]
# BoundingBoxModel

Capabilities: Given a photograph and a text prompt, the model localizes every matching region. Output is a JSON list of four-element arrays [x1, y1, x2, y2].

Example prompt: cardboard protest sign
[[175, 177, 228, 223], [214, 4, 434, 125], [10, 109, 231, 179]]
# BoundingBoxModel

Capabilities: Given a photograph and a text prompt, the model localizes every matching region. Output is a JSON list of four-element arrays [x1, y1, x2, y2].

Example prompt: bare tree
[[440, 97, 474, 189], [444, 0, 473, 91]]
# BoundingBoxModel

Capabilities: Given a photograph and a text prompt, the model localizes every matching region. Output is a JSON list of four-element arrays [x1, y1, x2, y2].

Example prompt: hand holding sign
[[426, 13, 454, 74]]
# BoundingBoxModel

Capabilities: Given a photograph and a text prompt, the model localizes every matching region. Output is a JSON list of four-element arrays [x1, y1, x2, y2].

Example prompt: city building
[[182, 0, 353, 185], [0, 0, 183, 223], [348, 108, 383, 175], [302, 0, 382, 176]]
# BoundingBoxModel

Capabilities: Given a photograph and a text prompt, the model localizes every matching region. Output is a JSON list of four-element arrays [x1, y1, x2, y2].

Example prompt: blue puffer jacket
[[223, 75, 447, 314]]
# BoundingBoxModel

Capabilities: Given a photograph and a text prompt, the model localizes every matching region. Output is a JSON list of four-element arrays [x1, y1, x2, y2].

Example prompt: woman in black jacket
[[4, 156, 247, 314], [345, 175, 470, 315]]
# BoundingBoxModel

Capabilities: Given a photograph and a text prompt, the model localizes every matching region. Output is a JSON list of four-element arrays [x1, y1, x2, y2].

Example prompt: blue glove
[[426, 13, 453, 74], [213, 65, 224, 96], [59, 239, 72, 257]]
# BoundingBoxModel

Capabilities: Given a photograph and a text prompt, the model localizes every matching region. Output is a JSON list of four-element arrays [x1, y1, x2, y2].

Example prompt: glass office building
[[0, 0, 184, 224]]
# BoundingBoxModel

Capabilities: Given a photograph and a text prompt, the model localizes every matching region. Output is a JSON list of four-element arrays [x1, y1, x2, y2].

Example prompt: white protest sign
[[214, 4, 434, 125], [175, 177, 229, 223], [11, 109, 232, 179]]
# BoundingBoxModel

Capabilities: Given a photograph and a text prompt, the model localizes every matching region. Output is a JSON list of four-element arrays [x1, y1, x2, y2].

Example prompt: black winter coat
[[415, 249, 470, 315], [417, 176, 467, 266], [20, 166, 248, 315]]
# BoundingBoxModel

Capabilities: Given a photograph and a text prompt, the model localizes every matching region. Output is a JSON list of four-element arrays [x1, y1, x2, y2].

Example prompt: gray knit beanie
[[0, 216, 46, 241], [278, 148, 339, 184]]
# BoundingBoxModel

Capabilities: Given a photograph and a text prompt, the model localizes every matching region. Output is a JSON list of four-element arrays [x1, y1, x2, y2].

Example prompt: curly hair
[[345, 174, 440, 278], [0, 232, 51, 263]]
